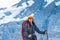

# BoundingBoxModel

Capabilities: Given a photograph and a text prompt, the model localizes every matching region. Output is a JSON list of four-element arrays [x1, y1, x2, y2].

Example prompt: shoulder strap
[[22, 21, 27, 40]]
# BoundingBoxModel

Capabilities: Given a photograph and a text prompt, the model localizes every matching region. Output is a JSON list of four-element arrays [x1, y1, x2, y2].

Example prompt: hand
[[45, 30, 48, 34], [28, 34, 32, 38]]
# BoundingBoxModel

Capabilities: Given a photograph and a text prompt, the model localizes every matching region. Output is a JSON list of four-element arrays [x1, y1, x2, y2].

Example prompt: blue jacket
[[24, 21, 45, 40]]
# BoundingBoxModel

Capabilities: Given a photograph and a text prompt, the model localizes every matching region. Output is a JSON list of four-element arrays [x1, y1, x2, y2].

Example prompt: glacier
[[0, 0, 60, 40]]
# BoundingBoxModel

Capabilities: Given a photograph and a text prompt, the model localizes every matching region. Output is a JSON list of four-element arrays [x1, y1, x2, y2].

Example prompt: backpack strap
[[22, 21, 27, 40]]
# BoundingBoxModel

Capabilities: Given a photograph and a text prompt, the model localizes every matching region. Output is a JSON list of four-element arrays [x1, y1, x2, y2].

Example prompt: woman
[[22, 16, 47, 40]]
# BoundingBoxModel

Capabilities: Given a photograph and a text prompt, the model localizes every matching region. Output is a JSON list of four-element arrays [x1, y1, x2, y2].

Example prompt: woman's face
[[28, 19, 33, 23]]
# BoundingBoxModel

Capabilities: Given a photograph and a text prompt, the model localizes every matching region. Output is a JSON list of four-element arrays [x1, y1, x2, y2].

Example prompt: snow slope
[[0, 0, 60, 40]]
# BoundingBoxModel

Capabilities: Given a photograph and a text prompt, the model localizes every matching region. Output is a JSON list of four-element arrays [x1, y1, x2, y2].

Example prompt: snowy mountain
[[0, 0, 60, 40]]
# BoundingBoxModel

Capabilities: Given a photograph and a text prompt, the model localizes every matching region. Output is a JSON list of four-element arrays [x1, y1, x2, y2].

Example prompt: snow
[[55, 1, 60, 6], [44, 0, 54, 8], [0, 0, 34, 25], [0, 0, 21, 8], [0, 0, 60, 40]]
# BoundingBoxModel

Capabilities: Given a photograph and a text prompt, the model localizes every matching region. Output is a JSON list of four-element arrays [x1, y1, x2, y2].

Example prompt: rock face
[[0, 0, 60, 40]]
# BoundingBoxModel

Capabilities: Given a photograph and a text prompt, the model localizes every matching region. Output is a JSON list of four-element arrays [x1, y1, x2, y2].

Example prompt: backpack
[[22, 21, 27, 40]]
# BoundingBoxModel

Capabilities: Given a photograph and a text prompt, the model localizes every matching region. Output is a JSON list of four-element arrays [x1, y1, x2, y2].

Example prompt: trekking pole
[[47, 32, 48, 40], [45, 30, 48, 40]]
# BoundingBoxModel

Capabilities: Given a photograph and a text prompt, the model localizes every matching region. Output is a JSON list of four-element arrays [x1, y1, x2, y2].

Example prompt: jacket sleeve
[[34, 23, 45, 34], [24, 23, 29, 37]]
